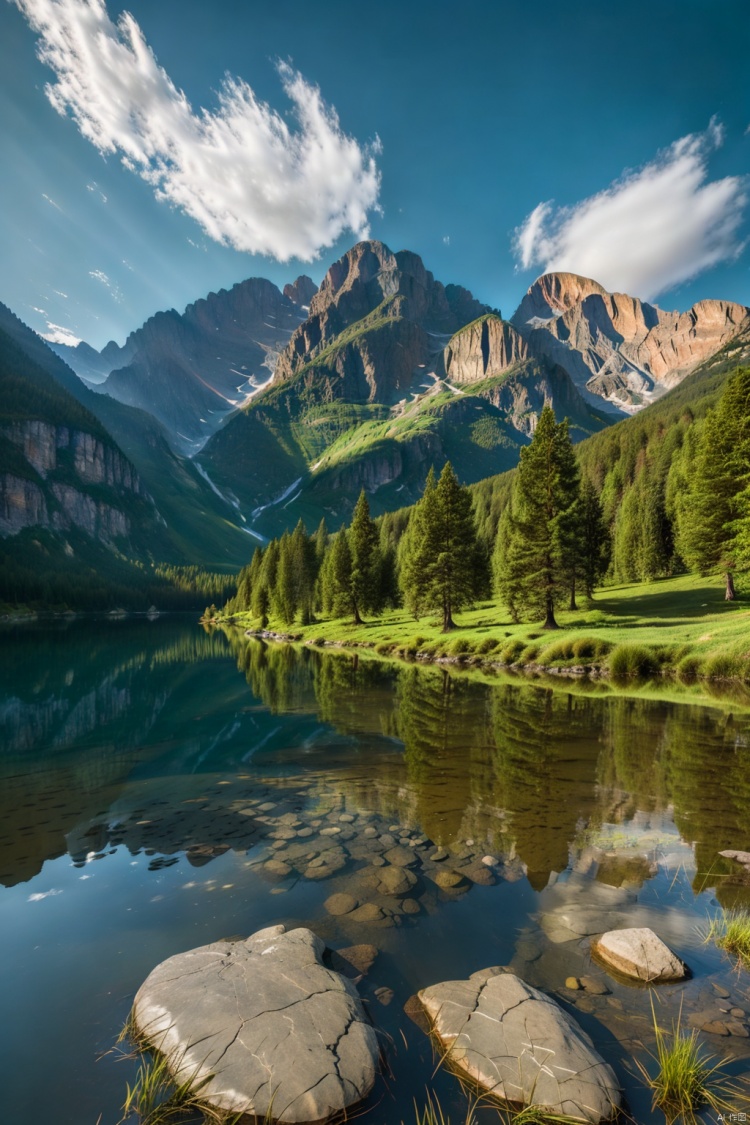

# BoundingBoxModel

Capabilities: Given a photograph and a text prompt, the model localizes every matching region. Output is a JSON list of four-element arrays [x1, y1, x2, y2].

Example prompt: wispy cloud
[[41, 322, 81, 346], [88, 267, 123, 303], [14, 0, 382, 262], [513, 121, 747, 299], [41, 191, 63, 211], [86, 180, 107, 203]]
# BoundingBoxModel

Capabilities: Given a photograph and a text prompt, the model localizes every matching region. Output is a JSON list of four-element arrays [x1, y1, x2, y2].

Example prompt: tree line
[[224, 368, 750, 630], [224, 406, 610, 631]]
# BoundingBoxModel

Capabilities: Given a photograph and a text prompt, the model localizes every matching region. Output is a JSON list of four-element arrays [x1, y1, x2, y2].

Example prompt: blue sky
[[1, 0, 749, 349]]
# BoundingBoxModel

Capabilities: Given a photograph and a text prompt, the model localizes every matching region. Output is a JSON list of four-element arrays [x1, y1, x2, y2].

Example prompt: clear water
[[1, 619, 750, 1124]]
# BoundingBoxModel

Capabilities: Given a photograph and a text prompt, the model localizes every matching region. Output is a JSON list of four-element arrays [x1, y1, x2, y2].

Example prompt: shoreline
[[215, 622, 750, 691]]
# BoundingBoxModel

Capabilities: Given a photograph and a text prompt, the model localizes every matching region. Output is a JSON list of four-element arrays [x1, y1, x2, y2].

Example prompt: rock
[[363, 864, 417, 898], [363, 827, 378, 838], [329, 944, 378, 980], [565, 977, 581, 991], [383, 846, 417, 867], [712, 983, 731, 998], [431, 869, 467, 890], [373, 986, 394, 1006], [348, 903, 385, 924], [338, 814, 355, 823], [419, 972, 620, 1122], [579, 976, 610, 996], [731, 1008, 746, 1018], [262, 859, 292, 879], [592, 928, 687, 982], [429, 847, 449, 862], [132, 925, 379, 1123], [719, 849, 750, 869], [727, 1021, 750, 1037], [462, 863, 496, 886], [702, 1021, 730, 1036], [401, 898, 420, 915], [481, 855, 498, 867], [325, 893, 358, 916]]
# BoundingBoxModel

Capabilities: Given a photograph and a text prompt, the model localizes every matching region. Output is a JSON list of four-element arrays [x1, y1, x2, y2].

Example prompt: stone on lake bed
[[431, 868, 468, 890], [592, 927, 687, 982], [324, 892, 358, 916], [383, 845, 417, 867], [132, 925, 379, 1123], [419, 972, 621, 1123]]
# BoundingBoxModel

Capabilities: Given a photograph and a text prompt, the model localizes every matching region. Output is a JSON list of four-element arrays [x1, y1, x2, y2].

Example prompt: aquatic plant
[[704, 907, 750, 968], [407, 1088, 586, 1125], [636, 997, 738, 1124]]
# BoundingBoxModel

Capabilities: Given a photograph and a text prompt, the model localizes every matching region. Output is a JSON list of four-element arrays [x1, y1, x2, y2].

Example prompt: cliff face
[[443, 315, 529, 383], [0, 419, 143, 541], [274, 240, 493, 386], [512, 273, 750, 411]]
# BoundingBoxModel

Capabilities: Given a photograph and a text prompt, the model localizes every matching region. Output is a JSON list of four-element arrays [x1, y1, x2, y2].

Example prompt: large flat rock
[[592, 927, 686, 983], [132, 925, 379, 1123], [419, 972, 620, 1123]]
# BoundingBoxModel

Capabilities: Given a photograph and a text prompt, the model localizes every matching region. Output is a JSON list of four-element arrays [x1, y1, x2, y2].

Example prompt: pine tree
[[555, 418, 583, 609], [320, 528, 354, 619], [348, 490, 383, 623], [399, 468, 439, 620], [579, 479, 610, 598], [399, 463, 480, 631], [252, 538, 279, 624], [497, 405, 581, 629], [677, 369, 750, 599], [273, 531, 297, 624]]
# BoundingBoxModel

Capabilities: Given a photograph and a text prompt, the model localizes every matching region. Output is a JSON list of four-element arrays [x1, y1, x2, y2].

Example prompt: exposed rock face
[[284, 275, 318, 308], [132, 925, 379, 1123], [443, 315, 529, 383], [592, 927, 687, 982], [274, 240, 492, 385], [511, 273, 750, 412], [419, 971, 620, 1122], [0, 420, 144, 541], [57, 278, 308, 452]]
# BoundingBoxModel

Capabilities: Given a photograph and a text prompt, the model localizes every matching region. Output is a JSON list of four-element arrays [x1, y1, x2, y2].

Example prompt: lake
[[1, 619, 749, 1124]]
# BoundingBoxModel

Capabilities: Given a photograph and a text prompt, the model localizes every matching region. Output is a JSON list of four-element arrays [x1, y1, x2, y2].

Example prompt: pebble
[[712, 983, 731, 998], [320, 827, 341, 836], [339, 814, 355, 823], [702, 1021, 730, 1036], [363, 827, 378, 838], [374, 986, 394, 1006], [348, 903, 385, 923], [565, 977, 581, 990], [481, 855, 498, 867]]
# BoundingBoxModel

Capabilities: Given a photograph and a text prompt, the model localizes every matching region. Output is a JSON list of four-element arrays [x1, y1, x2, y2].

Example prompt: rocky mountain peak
[[511, 272, 608, 327], [283, 275, 317, 308]]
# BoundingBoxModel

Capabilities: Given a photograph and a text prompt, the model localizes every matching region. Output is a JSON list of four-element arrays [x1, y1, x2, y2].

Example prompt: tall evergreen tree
[[496, 405, 581, 629], [399, 468, 439, 620], [676, 369, 750, 599], [579, 479, 610, 598], [400, 463, 480, 631], [320, 528, 354, 619], [252, 538, 279, 625], [348, 490, 383, 623]]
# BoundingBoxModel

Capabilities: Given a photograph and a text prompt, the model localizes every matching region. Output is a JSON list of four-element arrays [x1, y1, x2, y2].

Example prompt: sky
[[1, 0, 749, 350]]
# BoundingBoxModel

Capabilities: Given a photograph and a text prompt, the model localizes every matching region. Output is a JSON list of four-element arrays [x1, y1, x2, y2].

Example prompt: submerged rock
[[592, 927, 687, 982], [419, 972, 620, 1122], [132, 925, 379, 1123]]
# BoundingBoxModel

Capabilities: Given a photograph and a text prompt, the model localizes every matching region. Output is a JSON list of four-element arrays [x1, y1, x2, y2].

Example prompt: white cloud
[[15, 0, 381, 262], [442, 235, 450, 245], [513, 122, 748, 299], [41, 323, 81, 346], [88, 267, 123, 302], [41, 191, 63, 211]]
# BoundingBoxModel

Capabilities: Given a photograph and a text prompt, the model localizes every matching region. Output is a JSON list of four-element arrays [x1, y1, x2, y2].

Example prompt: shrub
[[519, 644, 540, 663], [499, 639, 526, 664], [572, 636, 611, 660], [450, 637, 471, 656], [608, 643, 659, 677], [477, 637, 499, 654], [702, 653, 743, 680]]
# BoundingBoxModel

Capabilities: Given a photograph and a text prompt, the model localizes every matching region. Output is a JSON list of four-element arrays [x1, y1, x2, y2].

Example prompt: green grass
[[704, 908, 750, 968], [636, 1000, 739, 1124], [220, 573, 750, 700], [406, 1088, 587, 1125]]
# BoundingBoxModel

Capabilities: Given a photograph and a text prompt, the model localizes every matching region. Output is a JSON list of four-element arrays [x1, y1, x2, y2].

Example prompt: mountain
[[201, 241, 608, 537], [0, 302, 253, 567], [511, 272, 750, 413], [0, 324, 164, 552], [52, 275, 317, 452]]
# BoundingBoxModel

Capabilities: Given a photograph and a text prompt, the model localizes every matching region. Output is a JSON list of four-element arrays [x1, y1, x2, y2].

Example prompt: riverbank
[[212, 573, 750, 684]]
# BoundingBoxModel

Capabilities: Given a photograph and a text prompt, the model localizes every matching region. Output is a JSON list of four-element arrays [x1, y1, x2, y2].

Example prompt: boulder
[[419, 972, 620, 1123], [592, 927, 686, 983], [132, 925, 379, 1123]]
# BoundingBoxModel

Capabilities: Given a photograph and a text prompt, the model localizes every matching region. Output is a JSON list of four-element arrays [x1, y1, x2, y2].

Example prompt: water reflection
[[2, 623, 750, 908]]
